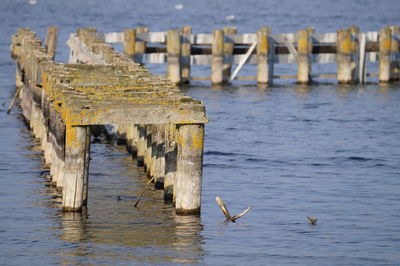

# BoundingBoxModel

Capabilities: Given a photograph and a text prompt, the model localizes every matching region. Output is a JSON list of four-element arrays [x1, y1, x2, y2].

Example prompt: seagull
[[307, 216, 318, 225], [216, 196, 251, 222], [225, 15, 235, 21], [175, 4, 184, 10]]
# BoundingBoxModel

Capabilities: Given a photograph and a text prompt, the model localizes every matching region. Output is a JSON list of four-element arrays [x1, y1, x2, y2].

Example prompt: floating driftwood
[[215, 196, 251, 222]]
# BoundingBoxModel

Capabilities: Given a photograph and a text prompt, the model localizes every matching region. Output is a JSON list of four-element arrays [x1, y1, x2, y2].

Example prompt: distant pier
[[98, 26, 400, 85], [11, 27, 207, 215]]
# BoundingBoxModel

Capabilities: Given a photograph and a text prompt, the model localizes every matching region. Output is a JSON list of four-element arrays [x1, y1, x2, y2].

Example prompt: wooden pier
[[96, 26, 400, 85], [11, 28, 207, 215]]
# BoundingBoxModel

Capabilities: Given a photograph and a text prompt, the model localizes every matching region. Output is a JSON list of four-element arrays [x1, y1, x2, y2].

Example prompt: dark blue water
[[1, 0, 400, 265]]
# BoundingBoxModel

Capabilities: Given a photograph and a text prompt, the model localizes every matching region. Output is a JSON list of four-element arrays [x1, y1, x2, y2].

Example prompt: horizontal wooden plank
[[311, 73, 337, 79], [103, 32, 123, 43], [191, 76, 210, 81], [67, 104, 208, 125], [367, 72, 379, 77], [128, 51, 386, 65], [312, 33, 337, 43]]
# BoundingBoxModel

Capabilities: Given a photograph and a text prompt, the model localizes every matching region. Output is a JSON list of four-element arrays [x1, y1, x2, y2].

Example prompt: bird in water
[[225, 14, 235, 21], [175, 4, 184, 10], [307, 216, 318, 225]]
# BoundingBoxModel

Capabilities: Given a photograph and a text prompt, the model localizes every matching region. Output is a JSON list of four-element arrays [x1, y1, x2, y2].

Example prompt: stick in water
[[215, 196, 251, 222], [134, 175, 156, 208], [7, 86, 22, 114]]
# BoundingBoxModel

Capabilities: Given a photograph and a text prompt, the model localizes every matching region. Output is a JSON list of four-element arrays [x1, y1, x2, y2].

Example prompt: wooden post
[[135, 27, 148, 54], [150, 125, 158, 181], [164, 124, 177, 202], [337, 29, 353, 84], [256, 27, 272, 85], [297, 29, 312, 84], [62, 125, 91, 212], [181, 26, 192, 84], [133, 27, 148, 64], [123, 29, 136, 57], [390, 26, 399, 81], [175, 124, 204, 215], [167, 29, 182, 85], [126, 124, 138, 158], [144, 125, 153, 176], [45, 26, 58, 59], [349, 26, 360, 82], [152, 124, 165, 189], [379, 27, 392, 83], [137, 125, 146, 167], [211, 29, 224, 85], [116, 124, 127, 145], [223, 27, 237, 82], [82, 125, 91, 205]]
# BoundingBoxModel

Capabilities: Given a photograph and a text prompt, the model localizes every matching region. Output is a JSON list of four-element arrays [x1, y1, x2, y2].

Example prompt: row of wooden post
[[124, 123, 204, 215], [122, 26, 400, 85]]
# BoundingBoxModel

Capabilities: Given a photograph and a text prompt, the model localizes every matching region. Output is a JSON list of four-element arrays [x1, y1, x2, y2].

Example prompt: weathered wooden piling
[[45, 26, 58, 59], [151, 124, 165, 189], [62, 125, 91, 212], [379, 27, 392, 82], [167, 29, 182, 85], [175, 124, 204, 215], [337, 29, 353, 84], [181, 26, 192, 84], [137, 125, 146, 167], [223, 27, 237, 82], [256, 27, 273, 85], [297, 29, 312, 84], [144, 125, 153, 177], [164, 123, 177, 202], [211, 29, 224, 85], [123, 28, 136, 56], [135, 27, 148, 55], [126, 124, 138, 157]]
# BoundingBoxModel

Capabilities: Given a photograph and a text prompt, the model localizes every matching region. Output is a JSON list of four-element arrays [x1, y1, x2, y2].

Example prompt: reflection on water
[[57, 206, 204, 264], [41, 143, 206, 264]]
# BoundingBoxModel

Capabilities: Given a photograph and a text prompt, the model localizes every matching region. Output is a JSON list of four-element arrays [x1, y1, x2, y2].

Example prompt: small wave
[[245, 157, 267, 162], [203, 163, 239, 169], [347, 156, 373, 161], [204, 150, 240, 156]]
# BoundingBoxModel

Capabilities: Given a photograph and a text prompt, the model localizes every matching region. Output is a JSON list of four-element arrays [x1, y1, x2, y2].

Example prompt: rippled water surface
[[1, 0, 400, 265]]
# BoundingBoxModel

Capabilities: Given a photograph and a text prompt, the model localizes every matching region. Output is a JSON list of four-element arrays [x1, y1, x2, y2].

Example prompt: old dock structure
[[11, 28, 208, 215], [98, 26, 400, 85]]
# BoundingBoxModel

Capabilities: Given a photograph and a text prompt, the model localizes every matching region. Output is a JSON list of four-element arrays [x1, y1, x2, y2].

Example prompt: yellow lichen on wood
[[65, 123, 80, 147], [337, 30, 351, 54], [297, 30, 309, 55], [191, 127, 204, 150], [379, 27, 392, 54]]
